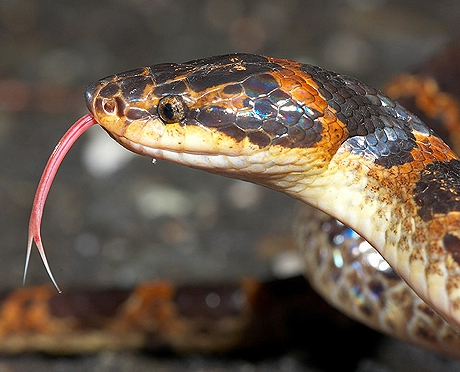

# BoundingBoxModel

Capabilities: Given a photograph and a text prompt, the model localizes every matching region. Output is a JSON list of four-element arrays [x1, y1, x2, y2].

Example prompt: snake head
[[85, 53, 347, 187]]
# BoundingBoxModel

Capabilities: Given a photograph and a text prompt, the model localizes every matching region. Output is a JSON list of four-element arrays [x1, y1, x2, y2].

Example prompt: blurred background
[[2, 0, 460, 371]]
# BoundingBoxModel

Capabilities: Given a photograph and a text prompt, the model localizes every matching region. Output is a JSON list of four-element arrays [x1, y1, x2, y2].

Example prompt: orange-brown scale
[[385, 74, 460, 151]]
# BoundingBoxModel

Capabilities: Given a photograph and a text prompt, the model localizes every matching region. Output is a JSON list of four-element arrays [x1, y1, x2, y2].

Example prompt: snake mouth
[[114, 134, 282, 182], [115, 134, 235, 167]]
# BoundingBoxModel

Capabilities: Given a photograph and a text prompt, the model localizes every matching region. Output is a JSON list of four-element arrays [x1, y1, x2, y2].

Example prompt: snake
[[21, 51, 460, 358]]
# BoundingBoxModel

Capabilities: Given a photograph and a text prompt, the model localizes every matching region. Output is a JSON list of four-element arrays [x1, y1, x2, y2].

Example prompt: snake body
[[26, 52, 460, 356]]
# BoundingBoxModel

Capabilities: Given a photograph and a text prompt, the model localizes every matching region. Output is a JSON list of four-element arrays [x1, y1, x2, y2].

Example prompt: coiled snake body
[[23, 52, 460, 357]]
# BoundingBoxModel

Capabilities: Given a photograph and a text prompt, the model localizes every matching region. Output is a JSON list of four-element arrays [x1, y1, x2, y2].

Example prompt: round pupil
[[158, 95, 187, 124], [163, 102, 174, 119]]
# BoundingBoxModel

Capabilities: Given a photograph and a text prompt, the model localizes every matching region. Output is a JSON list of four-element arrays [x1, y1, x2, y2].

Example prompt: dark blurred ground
[[2, 0, 460, 371]]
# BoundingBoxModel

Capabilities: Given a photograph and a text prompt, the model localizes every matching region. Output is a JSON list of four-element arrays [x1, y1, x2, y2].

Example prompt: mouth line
[[116, 135, 221, 159]]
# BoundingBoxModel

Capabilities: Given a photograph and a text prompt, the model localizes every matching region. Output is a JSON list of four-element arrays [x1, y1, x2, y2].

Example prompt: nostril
[[85, 81, 99, 111], [102, 98, 117, 115]]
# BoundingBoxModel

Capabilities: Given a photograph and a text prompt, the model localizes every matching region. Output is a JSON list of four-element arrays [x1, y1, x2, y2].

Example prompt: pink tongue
[[25, 113, 98, 292]]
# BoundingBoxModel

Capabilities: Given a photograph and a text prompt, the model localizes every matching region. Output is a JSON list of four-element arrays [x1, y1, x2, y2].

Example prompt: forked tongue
[[24, 113, 98, 292]]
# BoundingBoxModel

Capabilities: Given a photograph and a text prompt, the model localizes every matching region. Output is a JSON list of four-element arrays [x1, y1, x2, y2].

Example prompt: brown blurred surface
[[2, 0, 460, 371]]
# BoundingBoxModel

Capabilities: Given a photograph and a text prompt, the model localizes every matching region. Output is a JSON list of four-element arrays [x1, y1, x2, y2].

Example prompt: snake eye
[[158, 95, 187, 124]]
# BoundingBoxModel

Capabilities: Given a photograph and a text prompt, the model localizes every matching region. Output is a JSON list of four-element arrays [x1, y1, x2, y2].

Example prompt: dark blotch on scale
[[222, 84, 243, 95], [302, 63, 423, 167], [197, 106, 236, 128], [242, 74, 279, 98], [443, 234, 460, 265], [195, 105, 247, 142], [126, 107, 151, 120], [119, 76, 152, 101], [99, 82, 119, 98], [185, 54, 281, 92], [235, 114, 263, 131], [116, 67, 148, 79], [114, 96, 127, 118], [154, 80, 187, 96], [149, 63, 195, 85], [414, 159, 460, 221]]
